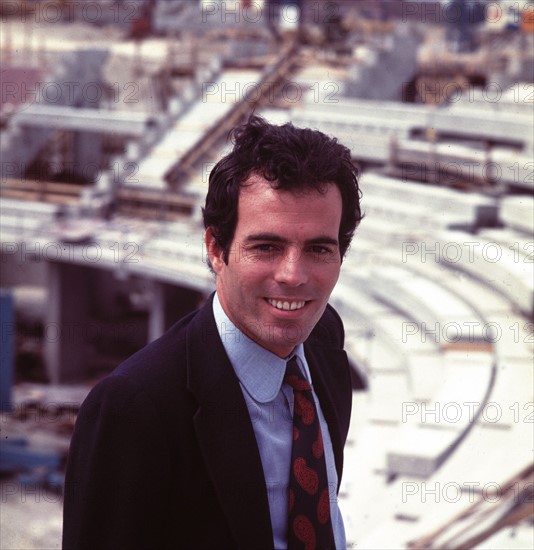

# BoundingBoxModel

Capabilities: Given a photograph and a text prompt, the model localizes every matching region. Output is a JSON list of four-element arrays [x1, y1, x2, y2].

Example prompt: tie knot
[[284, 358, 312, 392]]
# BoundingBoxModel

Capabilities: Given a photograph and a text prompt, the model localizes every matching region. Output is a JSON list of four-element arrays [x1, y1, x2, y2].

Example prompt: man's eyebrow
[[244, 233, 339, 246], [244, 233, 287, 243]]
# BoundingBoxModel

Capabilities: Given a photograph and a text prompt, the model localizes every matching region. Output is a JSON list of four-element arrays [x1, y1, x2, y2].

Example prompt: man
[[63, 115, 363, 549]]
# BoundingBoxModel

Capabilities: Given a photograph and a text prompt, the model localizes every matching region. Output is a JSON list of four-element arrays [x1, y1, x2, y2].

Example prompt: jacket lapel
[[305, 343, 352, 488], [185, 298, 274, 550]]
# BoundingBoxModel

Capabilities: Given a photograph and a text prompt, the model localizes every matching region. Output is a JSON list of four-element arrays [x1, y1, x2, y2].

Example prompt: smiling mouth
[[266, 298, 307, 311]]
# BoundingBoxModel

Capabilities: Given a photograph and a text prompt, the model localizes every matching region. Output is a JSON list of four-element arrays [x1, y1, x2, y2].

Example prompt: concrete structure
[[1, 49, 108, 182], [344, 25, 420, 101]]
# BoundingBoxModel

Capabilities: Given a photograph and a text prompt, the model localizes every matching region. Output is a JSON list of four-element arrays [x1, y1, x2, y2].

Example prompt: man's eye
[[310, 246, 329, 254], [247, 244, 277, 257]]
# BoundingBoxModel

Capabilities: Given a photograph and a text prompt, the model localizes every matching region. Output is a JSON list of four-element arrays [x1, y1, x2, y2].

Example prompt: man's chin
[[262, 328, 312, 357]]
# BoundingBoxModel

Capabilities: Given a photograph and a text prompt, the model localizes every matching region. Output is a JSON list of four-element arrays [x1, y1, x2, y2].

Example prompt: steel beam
[[14, 105, 156, 136]]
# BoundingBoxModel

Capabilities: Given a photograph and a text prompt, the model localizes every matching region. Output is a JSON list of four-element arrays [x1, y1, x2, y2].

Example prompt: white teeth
[[268, 299, 306, 311]]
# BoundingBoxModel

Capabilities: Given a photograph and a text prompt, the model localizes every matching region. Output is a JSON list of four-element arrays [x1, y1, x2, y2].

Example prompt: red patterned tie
[[284, 357, 336, 550]]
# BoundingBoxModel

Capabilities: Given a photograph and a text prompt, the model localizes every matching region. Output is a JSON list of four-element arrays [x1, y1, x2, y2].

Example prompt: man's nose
[[274, 247, 308, 286]]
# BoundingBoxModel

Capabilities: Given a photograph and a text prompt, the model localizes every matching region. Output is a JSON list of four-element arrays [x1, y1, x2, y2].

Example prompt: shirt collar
[[212, 292, 306, 403]]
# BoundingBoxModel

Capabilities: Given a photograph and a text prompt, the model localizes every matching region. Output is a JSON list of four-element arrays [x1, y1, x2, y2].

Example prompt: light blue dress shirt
[[213, 293, 346, 550]]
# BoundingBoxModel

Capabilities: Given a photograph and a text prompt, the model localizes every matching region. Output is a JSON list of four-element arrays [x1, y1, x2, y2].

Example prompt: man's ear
[[205, 228, 225, 273]]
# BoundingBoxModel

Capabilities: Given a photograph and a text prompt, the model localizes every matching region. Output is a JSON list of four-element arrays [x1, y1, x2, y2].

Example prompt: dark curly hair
[[202, 115, 363, 265]]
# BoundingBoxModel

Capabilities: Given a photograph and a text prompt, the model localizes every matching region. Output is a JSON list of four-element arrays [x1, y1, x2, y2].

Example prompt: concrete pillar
[[148, 281, 165, 343], [72, 131, 102, 182], [0, 291, 15, 412], [43, 262, 91, 383], [148, 282, 205, 342]]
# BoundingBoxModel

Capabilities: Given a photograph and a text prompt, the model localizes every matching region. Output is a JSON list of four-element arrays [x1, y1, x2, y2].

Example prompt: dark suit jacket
[[62, 294, 352, 550]]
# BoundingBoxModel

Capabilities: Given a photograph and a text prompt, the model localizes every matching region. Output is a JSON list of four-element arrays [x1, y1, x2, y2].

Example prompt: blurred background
[[0, 0, 533, 548]]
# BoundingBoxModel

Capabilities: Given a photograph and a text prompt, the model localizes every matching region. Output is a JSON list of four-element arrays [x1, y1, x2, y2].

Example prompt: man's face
[[206, 175, 343, 358]]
